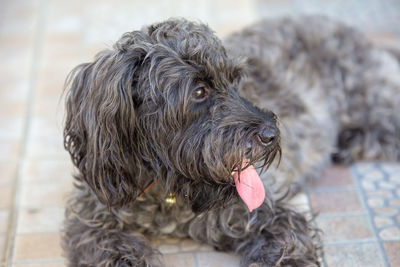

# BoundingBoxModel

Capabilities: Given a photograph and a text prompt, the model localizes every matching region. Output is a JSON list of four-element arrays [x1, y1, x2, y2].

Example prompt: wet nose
[[258, 126, 279, 146]]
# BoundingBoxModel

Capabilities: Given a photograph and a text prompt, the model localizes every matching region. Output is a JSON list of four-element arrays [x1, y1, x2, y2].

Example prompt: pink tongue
[[233, 161, 265, 212]]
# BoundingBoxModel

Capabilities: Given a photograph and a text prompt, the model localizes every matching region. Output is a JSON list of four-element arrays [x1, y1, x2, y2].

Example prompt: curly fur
[[62, 16, 400, 267]]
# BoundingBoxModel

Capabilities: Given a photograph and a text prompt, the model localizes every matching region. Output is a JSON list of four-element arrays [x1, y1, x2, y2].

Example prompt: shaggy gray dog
[[62, 16, 400, 266]]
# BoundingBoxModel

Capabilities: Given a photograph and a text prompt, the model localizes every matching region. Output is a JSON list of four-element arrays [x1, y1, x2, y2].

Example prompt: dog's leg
[[62, 186, 161, 267], [187, 200, 320, 267]]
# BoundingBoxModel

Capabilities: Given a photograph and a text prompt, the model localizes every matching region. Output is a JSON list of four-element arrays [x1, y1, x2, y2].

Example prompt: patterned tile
[[353, 163, 400, 244]]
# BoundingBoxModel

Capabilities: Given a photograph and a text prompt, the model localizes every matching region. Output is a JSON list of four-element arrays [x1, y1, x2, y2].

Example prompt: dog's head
[[64, 19, 280, 212]]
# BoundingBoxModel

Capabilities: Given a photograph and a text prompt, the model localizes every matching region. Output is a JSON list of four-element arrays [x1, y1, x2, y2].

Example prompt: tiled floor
[[0, 0, 399, 266]]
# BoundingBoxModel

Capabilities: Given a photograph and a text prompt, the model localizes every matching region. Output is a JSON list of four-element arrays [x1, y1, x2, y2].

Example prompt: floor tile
[[379, 226, 400, 241], [310, 166, 354, 188], [317, 215, 373, 243], [0, 235, 5, 264], [164, 253, 195, 267], [13, 233, 63, 261], [17, 206, 64, 234], [324, 243, 385, 267], [195, 251, 241, 267], [1, 1, 400, 267], [25, 132, 67, 159], [0, 185, 13, 209], [309, 190, 363, 214], [383, 241, 400, 267], [19, 179, 72, 208], [0, 161, 18, 186], [21, 159, 73, 183], [0, 209, 10, 234], [179, 238, 202, 252], [13, 261, 67, 267], [0, 138, 22, 161], [0, 117, 24, 138], [158, 243, 181, 254]]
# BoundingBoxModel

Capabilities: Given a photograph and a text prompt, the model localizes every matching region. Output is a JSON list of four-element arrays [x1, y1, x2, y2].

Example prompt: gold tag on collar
[[165, 193, 176, 205]]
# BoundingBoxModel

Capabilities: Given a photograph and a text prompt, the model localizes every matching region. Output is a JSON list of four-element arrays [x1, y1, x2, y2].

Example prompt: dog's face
[[64, 19, 280, 212]]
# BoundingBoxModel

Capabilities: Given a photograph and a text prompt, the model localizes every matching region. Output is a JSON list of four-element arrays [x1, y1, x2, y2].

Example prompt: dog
[[62, 16, 400, 266]]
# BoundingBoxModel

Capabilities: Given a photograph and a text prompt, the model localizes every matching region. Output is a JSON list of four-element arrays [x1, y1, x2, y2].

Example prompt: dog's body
[[62, 16, 400, 266]]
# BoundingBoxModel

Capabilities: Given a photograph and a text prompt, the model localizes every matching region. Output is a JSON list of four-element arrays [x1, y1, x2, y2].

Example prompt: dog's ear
[[64, 33, 150, 208]]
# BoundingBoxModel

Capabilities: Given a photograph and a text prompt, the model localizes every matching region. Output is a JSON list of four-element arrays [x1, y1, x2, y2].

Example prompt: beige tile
[[29, 116, 63, 136], [19, 179, 72, 208], [0, 161, 18, 186], [0, 235, 5, 262], [0, 209, 10, 234], [195, 251, 241, 267], [36, 68, 73, 97], [0, 138, 22, 161], [383, 241, 400, 267], [0, 117, 24, 138], [180, 238, 202, 252], [17, 206, 64, 234], [21, 159, 73, 183], [310, 166, 354, 188], [0, 77, 30, 112], [309, 190, 363, 214], [316, 215, 373, 243], [13, 233, 63, 261], [13, 261, 67, 267], [25, 132, 66, 159], [0, 40, 33, 73], [158, 243, 180, 254], [32, 95, 65, 118], [0, 185, 13, 209], [164, 253, 195, 267], [325, 243, 385, 267]]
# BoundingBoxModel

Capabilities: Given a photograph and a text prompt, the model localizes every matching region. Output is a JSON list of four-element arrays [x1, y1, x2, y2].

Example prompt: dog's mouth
[[232, 160, 265, 212], [231, 141, 281, 212]]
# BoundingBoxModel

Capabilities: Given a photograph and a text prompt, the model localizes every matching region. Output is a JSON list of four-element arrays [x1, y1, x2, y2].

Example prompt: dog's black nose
[[258, 126, 278, 146]]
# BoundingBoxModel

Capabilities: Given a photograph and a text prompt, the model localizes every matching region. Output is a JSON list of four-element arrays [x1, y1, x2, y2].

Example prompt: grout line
[[308, 186, 358, 193], [350, 163, 390, 267], [324, 239, 377, 246], [13, 258, 65, 265], [317, 211, 368, 218], [193, 252, 199, 267], [3, 0, 48, 266], [305, 189, 328, 267]]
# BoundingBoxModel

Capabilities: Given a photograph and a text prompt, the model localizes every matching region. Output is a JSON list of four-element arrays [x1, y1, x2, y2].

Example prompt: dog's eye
[[193, 87, 209, 101]]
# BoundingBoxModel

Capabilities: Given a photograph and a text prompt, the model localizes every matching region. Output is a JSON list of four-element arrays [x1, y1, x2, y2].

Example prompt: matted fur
[[62, 16, 400, 267]]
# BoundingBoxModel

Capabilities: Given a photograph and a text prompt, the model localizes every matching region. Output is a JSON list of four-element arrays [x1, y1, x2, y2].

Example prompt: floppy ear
[[64, 34, 150, 208]]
